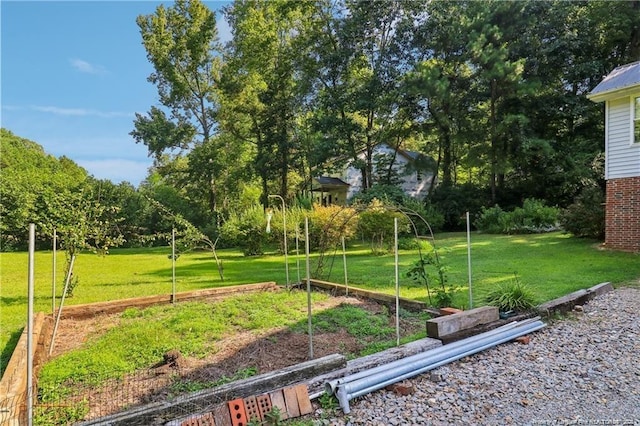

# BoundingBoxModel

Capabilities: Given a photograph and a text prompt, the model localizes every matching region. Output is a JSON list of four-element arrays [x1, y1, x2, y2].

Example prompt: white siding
[[606, 96, 640, 179]]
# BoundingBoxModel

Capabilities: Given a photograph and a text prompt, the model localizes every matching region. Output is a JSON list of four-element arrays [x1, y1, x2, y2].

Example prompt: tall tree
[[221, 0, 311, 203], [303, 0, 417, 192], [133, 0, 233, 213], [407, 0, 475, 189]]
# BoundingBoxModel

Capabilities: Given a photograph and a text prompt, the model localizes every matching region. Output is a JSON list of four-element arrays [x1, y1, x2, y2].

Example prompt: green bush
[[484, 278, 537, 312], [220, 204, 268, 256], [559, 186, 605, 239], [308, 203, 359, 251], [397, 237, 431, 250], [475, 199, 559, 234], [427, 183, 488, 230], [357, 199, 408, 254], [474, 205, 506, 234], [402, 199, 445, 234], [350, 184, 407, 206]]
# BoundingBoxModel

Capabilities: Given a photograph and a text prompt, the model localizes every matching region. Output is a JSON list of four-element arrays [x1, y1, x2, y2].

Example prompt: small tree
[[38, 184, 124, 297]]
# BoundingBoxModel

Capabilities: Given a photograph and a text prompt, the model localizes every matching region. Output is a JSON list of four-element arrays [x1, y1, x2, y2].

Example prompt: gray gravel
[[314, 287, 640, 426]]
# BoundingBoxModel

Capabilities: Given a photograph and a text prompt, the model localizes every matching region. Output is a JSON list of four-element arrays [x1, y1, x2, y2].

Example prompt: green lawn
[[2, 231, 639, 375]]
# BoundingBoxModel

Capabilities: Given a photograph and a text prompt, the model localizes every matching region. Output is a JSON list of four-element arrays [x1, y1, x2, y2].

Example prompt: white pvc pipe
[[305, 217, 313, 359], [27, 224, 35, 426], [466, 211, 473, 309], [394, 218, 399, 347], [341, 236, 348, 296], [52, 229, 56, 314], [172, 228, 176, 303]]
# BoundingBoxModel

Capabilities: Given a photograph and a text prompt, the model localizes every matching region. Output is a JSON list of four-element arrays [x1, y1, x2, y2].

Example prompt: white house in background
[[312, 143, 435, 205], [587, 61, 640, 252]]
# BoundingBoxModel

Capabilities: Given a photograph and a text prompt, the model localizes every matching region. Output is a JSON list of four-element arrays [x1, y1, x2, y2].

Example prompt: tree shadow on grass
[[0, 328, 23, 377]]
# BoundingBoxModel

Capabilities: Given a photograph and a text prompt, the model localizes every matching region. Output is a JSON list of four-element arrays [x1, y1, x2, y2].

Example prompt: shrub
[[559, 186, 605, 239], [220, 204, 268, 256], [397, 237, 432, 250], [307, 203, 359, 251], [402, 198, 445, 234], [427, 183, 488, 230], [357, 199, 408, 254], [474, 205, 506, 234], [475, 199, 559, 234], [484, 278, 537, 312], [350, 184, 407, 206]]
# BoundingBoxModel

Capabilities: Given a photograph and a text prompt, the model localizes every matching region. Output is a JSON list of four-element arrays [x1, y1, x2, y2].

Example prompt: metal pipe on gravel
[[326, 317, 541, 395], [335, 320, 545, 414]]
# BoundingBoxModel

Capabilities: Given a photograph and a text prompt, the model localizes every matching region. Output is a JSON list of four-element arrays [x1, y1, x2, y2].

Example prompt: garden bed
[[37, 291, 428, 424]]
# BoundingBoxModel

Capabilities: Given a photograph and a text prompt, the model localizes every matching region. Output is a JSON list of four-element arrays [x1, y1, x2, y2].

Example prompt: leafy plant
[[220, 204, 269, 256], [263, 406, 284, 425], [475, 199, 559, 234], [357, 199, 408, 255], [559, 186, 605, 239], [318, 392, 338, 411], [484, 277, 537, 312], [308, 203, 359, 251], [405, 244, 450, 308], [474, 205, 506, 234]]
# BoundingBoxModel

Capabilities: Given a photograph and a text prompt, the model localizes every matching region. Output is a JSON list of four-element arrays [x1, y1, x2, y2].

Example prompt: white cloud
[[31, 105, 132, 118], [70, 58, 108, 75], [77, 159, 152, 186]]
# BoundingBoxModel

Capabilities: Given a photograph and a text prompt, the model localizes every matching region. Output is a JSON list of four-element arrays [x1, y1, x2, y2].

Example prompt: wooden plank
[[57, 282, 278, 319], [212, 404, 232, 426], [269, 390, 288, 420], [294, 384, 313, 415], [426, 306, 499, 338], [309, 279, 429, 313], [537, 282, 613, 316], [283, 387, 300, 418]]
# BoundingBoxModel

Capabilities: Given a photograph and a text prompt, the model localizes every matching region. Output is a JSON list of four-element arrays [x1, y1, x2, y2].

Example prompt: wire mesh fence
[[3, 366, 203, 425]]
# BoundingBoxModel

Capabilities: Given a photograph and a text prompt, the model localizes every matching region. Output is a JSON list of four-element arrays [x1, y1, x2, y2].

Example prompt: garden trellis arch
[[293, 200, 448, 354], [311, 201, 446, 306]]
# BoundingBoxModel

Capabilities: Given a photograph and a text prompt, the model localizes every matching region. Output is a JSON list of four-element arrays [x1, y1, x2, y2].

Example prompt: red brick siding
[[605, 177, 640, 252]]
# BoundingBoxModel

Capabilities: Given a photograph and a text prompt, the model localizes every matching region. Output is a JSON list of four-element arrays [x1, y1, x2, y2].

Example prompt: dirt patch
[[44, 294, 425, 421]]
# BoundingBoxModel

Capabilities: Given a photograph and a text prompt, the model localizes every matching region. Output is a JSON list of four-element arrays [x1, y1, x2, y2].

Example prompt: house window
[[635, 97, 640, 144]]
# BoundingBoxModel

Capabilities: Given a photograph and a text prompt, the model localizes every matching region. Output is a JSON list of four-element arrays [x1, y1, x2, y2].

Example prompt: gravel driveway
[[318, 286, 640, 425]]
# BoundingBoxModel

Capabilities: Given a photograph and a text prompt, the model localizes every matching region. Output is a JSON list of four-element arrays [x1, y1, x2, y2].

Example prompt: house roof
[[312, 176, 350, 189], [588, 61, 640, 103]]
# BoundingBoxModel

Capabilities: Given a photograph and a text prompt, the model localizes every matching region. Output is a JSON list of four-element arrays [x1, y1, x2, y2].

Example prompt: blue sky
[[1, 1, 231, 186]]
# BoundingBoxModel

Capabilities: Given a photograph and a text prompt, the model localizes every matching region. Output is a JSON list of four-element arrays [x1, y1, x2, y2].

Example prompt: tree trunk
[[490, 79, 498, 205], [629, 1, 640, 60]]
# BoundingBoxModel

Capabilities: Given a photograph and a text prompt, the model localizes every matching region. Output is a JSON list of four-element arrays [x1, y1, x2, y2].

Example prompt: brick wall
[[605, 176, 640, 252]]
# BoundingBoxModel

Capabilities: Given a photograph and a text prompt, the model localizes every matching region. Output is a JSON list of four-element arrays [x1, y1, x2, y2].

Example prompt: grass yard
[[2, 231, 639, 375]]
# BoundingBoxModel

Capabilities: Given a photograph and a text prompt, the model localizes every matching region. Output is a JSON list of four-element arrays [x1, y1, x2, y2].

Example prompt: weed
[[263, 406, 284, 425], [318, 392, 338, 412], [34, 398, 89, 426]]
